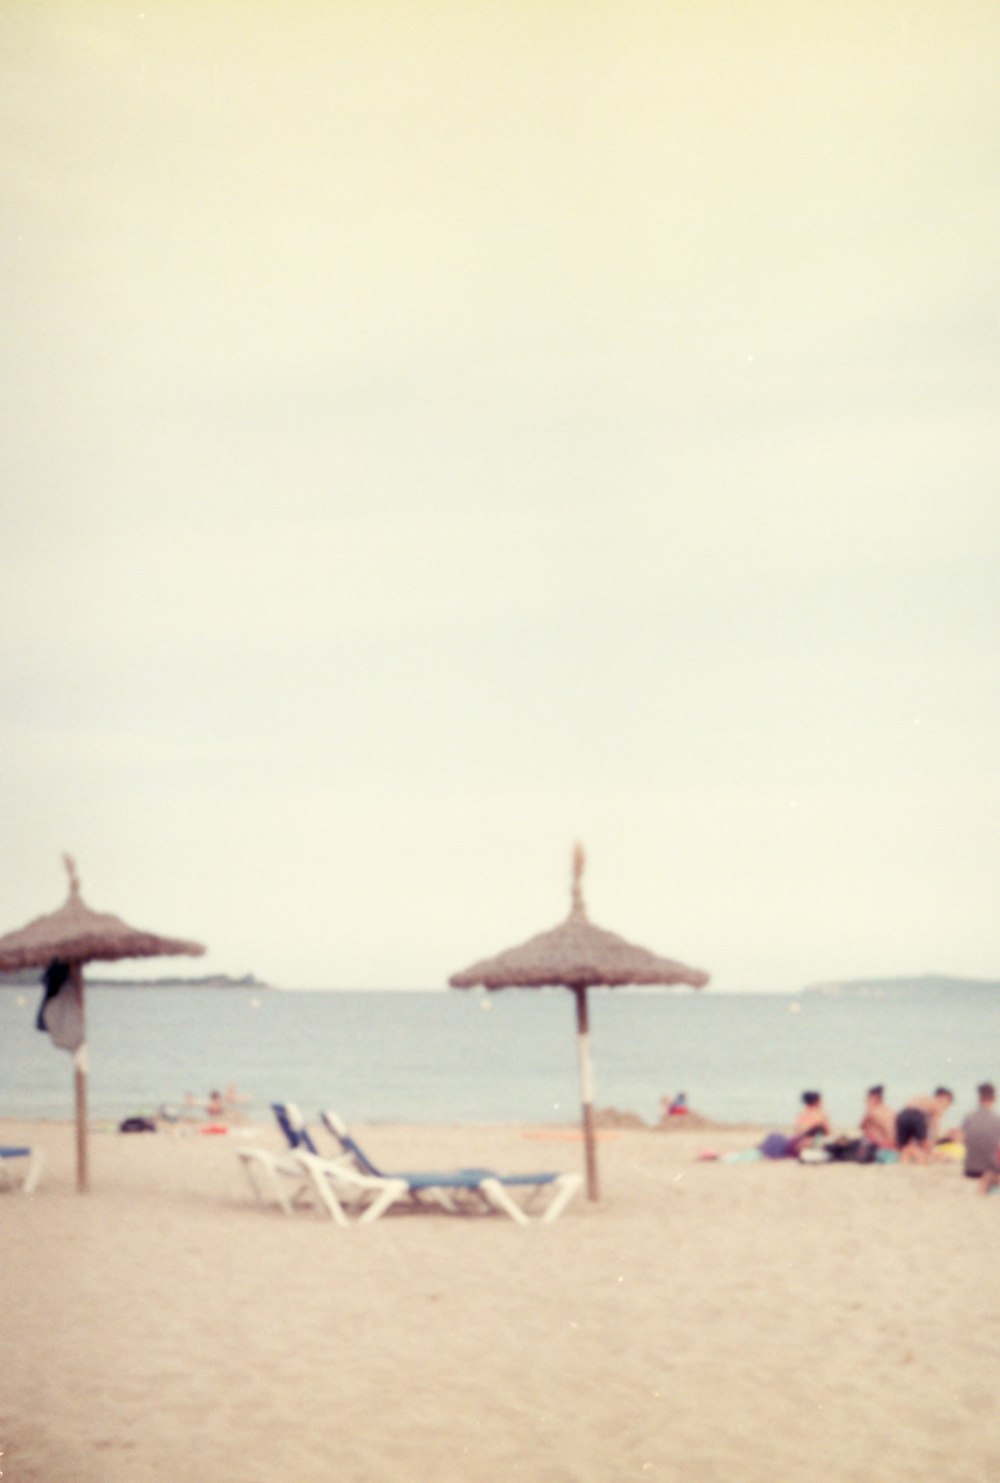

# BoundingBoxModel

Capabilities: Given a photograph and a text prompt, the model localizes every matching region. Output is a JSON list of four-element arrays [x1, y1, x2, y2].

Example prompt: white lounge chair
[[293, 1151, 410, 1224], [244, 1105, 407, 1225], [317, 1110, 583, 1225], [235, 1144, 330, 1219], [0, 1145, 45, 1195]]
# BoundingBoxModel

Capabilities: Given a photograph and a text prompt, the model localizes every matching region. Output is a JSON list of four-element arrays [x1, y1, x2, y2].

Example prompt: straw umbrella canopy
[[449, 844, 708, 1201], [0, 856, 205, 1191]]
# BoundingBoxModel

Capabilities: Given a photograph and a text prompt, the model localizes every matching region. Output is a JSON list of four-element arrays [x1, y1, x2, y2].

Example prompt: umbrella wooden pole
[[573, 987, 599, 1201], [71, 963, 89, 1193]]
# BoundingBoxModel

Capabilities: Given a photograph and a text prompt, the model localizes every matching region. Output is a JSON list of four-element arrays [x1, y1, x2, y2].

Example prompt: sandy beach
[[2, 1115, 998, 1483]]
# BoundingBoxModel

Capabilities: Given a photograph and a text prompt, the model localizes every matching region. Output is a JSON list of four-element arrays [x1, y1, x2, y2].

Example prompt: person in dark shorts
[[896, 1088, 954, 1165], [896, 1106, 929, 1150], [962, 1082, 1000, 1185]]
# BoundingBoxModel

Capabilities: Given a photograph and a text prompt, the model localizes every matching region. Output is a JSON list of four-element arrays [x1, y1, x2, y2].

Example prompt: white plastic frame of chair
[[480, 1172, 583, 1225], [0, 1148, 45, 1195], [293, 1151, 410, 1224], [318, 1112, 582, 1224], [236, 1146, 331, 1220]]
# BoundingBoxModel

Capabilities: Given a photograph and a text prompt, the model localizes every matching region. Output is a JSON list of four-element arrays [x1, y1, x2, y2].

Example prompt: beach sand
[[2, 1115, 998, 1483]]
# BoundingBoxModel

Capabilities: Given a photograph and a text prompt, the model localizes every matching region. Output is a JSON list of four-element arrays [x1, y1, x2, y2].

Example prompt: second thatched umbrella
[[0, 856, 205, 1192], [449, 845, 709, 1201]]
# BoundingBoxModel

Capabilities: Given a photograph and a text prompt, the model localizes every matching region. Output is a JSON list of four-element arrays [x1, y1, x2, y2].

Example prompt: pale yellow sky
[[2, 3, 998, 988]]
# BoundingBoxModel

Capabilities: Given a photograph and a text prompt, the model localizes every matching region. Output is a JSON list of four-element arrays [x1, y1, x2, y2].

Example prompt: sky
[[1, 2, 997, 992]]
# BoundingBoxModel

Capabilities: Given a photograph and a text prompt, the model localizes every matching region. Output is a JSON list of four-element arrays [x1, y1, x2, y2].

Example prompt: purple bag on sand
[[759, 1132, 793, 1159]]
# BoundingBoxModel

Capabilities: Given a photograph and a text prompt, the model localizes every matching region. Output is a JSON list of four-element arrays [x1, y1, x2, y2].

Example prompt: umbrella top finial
[[570, 841, 587, 920], [63, 853, 81, 901]]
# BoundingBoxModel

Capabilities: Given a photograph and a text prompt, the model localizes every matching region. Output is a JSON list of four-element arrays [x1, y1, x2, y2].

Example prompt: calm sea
[[1, 985, 998, 1131]]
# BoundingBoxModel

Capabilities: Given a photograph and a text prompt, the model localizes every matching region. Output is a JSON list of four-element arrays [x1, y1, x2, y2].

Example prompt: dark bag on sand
[[119, 1116, 157, 1134], [826, 1136, 876, 1164]]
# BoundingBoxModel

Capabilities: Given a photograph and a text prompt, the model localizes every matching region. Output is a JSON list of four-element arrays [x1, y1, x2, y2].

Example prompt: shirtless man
[[962, 1082, 1000, 1188], [895, 1087, 954, 1165], [794, 1091, 831, 1138], [859, 1085, 896, 1149]]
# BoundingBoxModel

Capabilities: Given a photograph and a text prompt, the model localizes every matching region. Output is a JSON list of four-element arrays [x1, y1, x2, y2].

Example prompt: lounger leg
[[310, 1175, 351, 1225], [238, 1152, 268, 1208], [412, 1188, 460, 1213], [295, 1154, 351, 1225], [237, 1150, 297, 1217], [540, 1172, 583, 1224], [356, 1177, 409, 1224], [22, 1150, 45, 1196], [478, 1177, 530, 1225]]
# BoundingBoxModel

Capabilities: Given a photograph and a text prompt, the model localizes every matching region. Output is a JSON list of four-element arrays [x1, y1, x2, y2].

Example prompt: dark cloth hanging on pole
[[35, 957, 84, 1052]]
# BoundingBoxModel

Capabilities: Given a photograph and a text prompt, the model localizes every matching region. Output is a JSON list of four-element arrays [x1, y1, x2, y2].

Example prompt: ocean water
[[1, 985, 998, 1132]]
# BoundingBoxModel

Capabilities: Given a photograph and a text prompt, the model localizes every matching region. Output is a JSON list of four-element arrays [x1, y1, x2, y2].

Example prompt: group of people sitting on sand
[[782, 1082, 1000, 1189]]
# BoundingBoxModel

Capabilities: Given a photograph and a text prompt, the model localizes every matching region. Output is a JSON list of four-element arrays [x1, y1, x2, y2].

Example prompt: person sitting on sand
[[660, 1092, 689, 1120], [962, 1082, 1000, 1186], [794, 1091, 830, 1139], [205, 1089, 225, 1119], [895, 1088, 954, 1165], [859, 1085, 896, 1149]]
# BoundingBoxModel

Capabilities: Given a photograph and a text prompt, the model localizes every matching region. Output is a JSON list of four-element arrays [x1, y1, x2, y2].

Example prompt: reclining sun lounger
[[263, 1105, 409, 1224], [235, 1141, 323, 1218], [293, 1150, 410, 1225], [0, 1145, 45, 1195], [271, 1103, 324, 1158], [309, 1108, 582, 1224]]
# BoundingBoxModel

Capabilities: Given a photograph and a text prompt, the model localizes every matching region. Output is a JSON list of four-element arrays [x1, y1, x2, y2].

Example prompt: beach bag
[[826, 1137, 877, 1164], [119, 1116, 157, 1134], [759, 1132, 793, 1159]]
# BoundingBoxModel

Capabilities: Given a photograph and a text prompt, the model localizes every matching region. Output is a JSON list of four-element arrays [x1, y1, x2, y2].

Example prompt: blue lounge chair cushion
[[317, 1114, 562, 1189], [271, 1104, 322, 1156], [271, 1105, 571, 1217]]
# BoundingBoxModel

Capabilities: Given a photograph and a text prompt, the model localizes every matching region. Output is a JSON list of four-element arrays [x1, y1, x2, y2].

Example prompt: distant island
[[0, 969, 273, 990], [804, 974, 1000, 997]]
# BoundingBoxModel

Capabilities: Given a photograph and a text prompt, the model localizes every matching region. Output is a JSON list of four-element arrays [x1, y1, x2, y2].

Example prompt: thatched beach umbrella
[[449, 845, 708, 1201], [0, 856, 205, 1192]]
